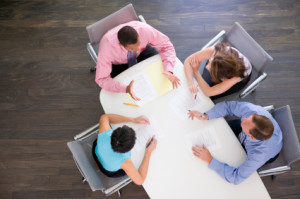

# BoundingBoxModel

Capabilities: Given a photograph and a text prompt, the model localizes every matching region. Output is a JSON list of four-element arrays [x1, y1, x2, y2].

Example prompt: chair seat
[[257, 105, 300, 177], [199, 22, 273, 102], [257, 153, 286, 172], [67, 131, 130, 192]]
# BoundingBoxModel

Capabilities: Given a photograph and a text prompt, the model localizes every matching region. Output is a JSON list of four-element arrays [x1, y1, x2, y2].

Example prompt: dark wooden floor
[[0, 0, 299, 198]]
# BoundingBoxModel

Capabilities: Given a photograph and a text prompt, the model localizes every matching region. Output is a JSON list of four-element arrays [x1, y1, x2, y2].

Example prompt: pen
[[194, 85, 199, 100], [188, 110, 206, 118], [123, 103, 139, 107], [146, 137, 154, 148]]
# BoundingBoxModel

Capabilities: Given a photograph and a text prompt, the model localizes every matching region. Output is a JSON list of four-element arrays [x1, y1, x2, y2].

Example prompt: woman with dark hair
[[93, 114, 157, 185], [184, 43, 252, 100]]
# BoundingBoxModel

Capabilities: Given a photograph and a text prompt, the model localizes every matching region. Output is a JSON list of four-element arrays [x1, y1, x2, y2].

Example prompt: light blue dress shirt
[[206, 101, 283, 185]]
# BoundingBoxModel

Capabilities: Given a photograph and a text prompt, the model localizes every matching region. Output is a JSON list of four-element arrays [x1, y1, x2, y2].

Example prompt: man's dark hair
[[249, 114, 274, 140], [111, 125, 136, 153], [117, 26, 138, 47]]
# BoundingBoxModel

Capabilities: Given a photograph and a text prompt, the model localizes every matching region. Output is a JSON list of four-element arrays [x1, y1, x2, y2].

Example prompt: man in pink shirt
[[95, 21, 180, 100]]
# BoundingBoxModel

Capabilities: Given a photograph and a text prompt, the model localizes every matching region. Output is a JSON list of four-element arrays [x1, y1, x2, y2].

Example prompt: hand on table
[[134, 115, 150, 125], [163, 71, 181, 89], [188, 111, 209, 120], [126, 80, 141, 101], [192, 144, 213, 163]]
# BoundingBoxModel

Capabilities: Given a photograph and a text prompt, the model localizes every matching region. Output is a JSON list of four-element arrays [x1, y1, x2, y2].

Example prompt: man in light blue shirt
[[188, 101, 283, 185]]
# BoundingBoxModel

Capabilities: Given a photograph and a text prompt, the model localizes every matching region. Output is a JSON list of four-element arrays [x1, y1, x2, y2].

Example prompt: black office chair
[[201, 22, 273, 103], [258, 105, 300, 179], [86, 4, 146, 72]]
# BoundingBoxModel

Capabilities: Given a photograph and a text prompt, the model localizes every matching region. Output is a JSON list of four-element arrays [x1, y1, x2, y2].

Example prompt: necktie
[[127, 51, 137, 67]]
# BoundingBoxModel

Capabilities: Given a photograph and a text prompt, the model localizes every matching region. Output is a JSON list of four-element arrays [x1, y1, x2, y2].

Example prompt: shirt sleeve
[[95, 39, 127, 93], [208, 153, 264, 185], [142, 23, 176, 73], [206, 101, 250, 120]]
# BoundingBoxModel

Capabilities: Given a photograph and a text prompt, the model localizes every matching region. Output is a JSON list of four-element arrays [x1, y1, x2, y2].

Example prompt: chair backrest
[[67, 131, 129, 192], [271, 105, 300, 166], [86, 4, 138, 54], [223, 22, 273, 74]]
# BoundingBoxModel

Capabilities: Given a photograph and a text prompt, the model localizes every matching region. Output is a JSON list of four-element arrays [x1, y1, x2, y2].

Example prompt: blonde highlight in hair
[[210, 43, 247, 83]]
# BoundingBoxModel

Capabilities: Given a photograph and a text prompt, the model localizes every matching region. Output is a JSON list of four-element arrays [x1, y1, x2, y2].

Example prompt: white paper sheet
[[123, 70, 158, 106], [132, 117, 164, 151], [169, 87, 207, 120], [184, 126, 221, 154]]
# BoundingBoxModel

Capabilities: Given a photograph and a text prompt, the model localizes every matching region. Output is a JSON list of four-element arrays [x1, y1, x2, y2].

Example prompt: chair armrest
[[239, 72, 267, 98], [258, 165, 291, 177], [74, 123, 99, 140], [263, 105, 275, 112], [104, 177, 132, 196], [138, 15, 147, 23], [201, 30, 226, 50], [87, 43, 98, 64]]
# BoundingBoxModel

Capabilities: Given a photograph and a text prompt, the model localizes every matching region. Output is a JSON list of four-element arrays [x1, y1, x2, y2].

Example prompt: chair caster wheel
[[90, 67, 96, 72]]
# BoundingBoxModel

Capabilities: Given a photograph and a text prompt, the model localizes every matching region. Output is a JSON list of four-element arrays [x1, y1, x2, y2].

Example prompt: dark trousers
[[110, 45, 159, 78], [227, 119, 242, 138], [92, 140, 126, 178], [226, 119, 279, 164], [198, 59, 251, 100]]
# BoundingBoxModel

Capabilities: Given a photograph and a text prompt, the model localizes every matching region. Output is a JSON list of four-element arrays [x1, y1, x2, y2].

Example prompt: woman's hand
[[188, 83, 198, 94], [133, 115, 150, 125], [145, 137, 157, 154]]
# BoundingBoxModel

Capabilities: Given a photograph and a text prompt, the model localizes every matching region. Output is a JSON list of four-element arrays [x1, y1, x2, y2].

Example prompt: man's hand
[[126, 80, 141, 101], [192, 145, 213, 163], [163, 71, 181, 89], [133, 115, 150, 125], [188, 111, 209, 121]]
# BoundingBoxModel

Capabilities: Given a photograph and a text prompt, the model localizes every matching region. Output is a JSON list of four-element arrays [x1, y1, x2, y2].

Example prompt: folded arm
[[184, 47, 214, 93], [194, 70, 240, 97]]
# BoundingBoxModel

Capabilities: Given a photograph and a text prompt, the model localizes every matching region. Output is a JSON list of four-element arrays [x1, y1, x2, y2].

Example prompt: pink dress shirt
[[95, 21, 176, 93]]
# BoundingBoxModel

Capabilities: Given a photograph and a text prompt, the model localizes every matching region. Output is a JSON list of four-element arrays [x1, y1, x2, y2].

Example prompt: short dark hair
[[117, 26, 138, 47], [111, 125, 136, 153], [249, 114, 274, 140]]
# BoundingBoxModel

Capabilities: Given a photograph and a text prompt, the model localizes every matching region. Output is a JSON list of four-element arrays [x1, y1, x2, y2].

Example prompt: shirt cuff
[[120, 84, 127, 93], [205, 109, 218, 120], [208, 158, 222, 171], [163, 64, 174, 74]]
